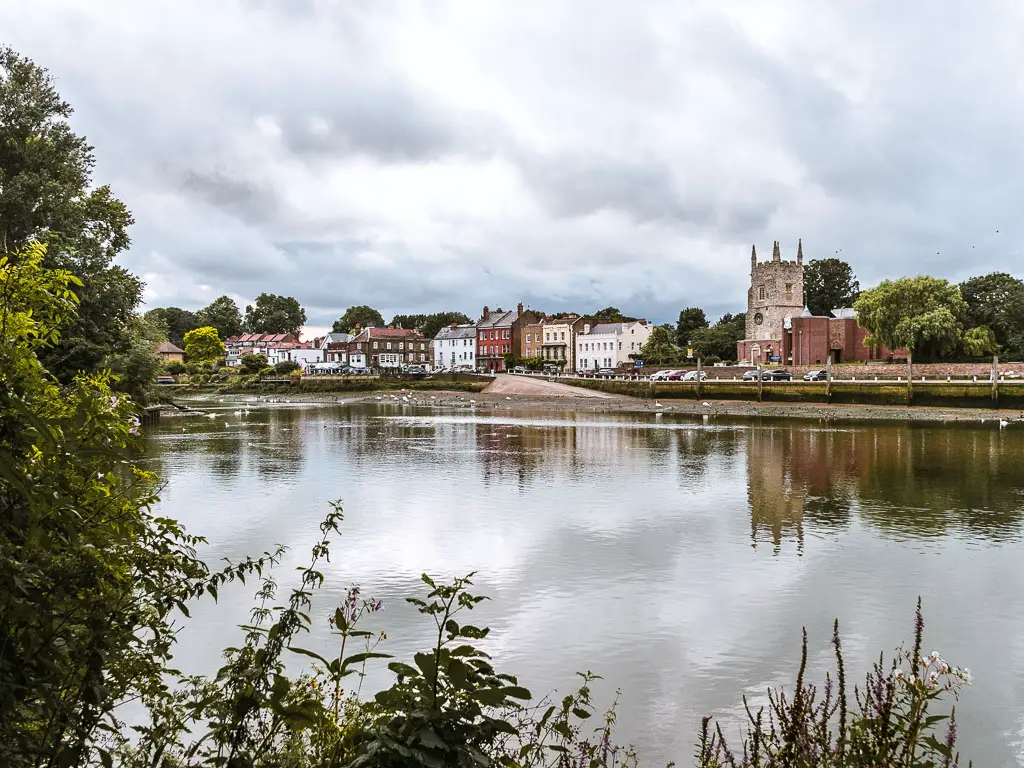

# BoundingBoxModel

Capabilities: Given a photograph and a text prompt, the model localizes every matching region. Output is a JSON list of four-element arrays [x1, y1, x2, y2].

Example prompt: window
[[398, 342, 404, 350], [408, 352, 413, 360], [420, 353, 426, 361], [758, 285, 766, 300], [420, 343, 425, 350], [373, 342, 378, 350], [546, 333, 550, 341], [526, 334, 531, 343], [785, 283, 793, 295], [561, 332, 565, 340], [386, 342, 392, 350]]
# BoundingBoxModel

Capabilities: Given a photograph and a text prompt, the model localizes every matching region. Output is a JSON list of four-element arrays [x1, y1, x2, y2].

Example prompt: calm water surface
[[148, 400, 1024, 765]]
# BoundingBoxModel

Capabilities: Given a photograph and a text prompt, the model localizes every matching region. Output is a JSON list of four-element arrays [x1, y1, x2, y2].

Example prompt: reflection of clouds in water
[[146, 402, 1024, 767]]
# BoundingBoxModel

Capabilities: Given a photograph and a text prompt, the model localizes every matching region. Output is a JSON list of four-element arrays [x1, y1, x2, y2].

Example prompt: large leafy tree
[[196, 295, 243, 339], [959, 272, 1024, 356], [637, 326, 682, 365], [691, 312, 747, 361], [591, 307, 635, 324], [675, 307, 708, 347], [853, 277, 967, 362], [244, 293, 306, 337], [183, 326, 225, 364], [804, 258, 860, 316], [392, 311, 473, 339], [333, 305, 384, 333], [143, 306, 198, 348], [1, 47, 140, 382]]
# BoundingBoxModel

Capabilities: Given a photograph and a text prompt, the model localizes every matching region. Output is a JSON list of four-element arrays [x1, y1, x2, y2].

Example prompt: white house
[[575, 320, 652, 372], [286, 346, 324, 370], [432, 324, 477, 369], [318, 332, 352, 364]]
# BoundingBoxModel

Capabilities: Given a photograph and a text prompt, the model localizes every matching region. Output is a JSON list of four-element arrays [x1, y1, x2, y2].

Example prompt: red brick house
[[476, 303, 540, 372], [346, 327, 430, 369], [780, 308, 901, 365]]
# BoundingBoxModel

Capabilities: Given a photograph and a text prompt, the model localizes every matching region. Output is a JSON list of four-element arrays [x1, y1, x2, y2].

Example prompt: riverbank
[[166, 388, 1024, 425]]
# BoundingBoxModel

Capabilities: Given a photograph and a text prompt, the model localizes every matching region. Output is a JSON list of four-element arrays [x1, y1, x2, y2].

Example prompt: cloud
[[4, 0, 1024, 330]]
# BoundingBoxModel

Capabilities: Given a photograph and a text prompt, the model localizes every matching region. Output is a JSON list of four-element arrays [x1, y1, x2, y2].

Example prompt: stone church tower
[[743, 240, 805, 355]]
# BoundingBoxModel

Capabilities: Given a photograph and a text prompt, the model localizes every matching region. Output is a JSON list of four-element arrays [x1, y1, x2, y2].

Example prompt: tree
[[104, 314, 163, 404], [240, 353, 268, 374], [183, 326, 225, 364], [591, 307, 634, 323], [963, 326, 999, 357], [959, 272, 1024, 356], [853, 277, 967, 363], [143, 306, 199, 348], [691, 313, 747, 362], [675, 307, 709, 348], [804, 258, 860, 317], [333, 305, 384, 333], [244, 293, 306, 337], [196, 295, 243, 339], [637, 326, 683, 365], [419, 311, 472, 340], [1, 47, 141, 383]]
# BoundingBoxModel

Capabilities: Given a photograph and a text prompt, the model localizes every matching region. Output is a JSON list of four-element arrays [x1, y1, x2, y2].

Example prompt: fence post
[[993, 355, 999, 406], [906, 354, 913, 405], [826, 355, 832, 402], [696, 357, 702, 400], [757, 362, 763, 402]]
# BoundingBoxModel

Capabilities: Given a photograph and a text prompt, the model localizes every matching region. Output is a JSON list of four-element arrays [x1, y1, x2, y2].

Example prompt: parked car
[[681, 370, 708, 381], [512, 365, 528, 374], [156, 375, 176, 385], [803, 370, 828, 381], [742, 369, 761, 381], [402, 364, 427, 375], [648, 369, 676, 381], [597, 368, 617, 376], [762, 369, 792, 381]]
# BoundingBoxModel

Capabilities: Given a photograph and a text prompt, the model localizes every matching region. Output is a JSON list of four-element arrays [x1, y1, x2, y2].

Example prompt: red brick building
[[476, 303, 540, 372], [781, 309, 898, 365]]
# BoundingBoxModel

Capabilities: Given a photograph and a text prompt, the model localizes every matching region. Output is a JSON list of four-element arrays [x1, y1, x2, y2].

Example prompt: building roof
[[350, 327, 425, 343], [589, 323, 625, 335], [477, 310, 517, 329], [156, 341, 184, 354], [433, 324, 477, 341]]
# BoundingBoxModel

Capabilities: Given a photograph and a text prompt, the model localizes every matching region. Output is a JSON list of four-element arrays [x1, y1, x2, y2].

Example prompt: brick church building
[[736, 240, 896, 365]]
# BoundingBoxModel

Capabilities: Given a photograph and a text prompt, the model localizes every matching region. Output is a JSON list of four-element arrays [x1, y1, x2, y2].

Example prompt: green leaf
[[572, 706, 591, 719], [388, 661, 419, 679], [288, 646, 330, 666], [341, 651, 392, 669], [503, 685, 532, 700], [472, 687, 509, 706], [459, 624, 489, 639]]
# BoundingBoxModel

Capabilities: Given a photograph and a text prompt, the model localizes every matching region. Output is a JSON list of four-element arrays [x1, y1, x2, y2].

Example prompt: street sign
[[635, 360, 644, 367]]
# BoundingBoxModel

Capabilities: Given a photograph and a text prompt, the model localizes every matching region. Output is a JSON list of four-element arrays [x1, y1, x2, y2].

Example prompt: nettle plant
[[696, 600, 972, 768]]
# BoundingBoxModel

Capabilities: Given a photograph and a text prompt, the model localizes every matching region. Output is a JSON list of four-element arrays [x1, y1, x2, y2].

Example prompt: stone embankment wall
[[649, 362, 1020, 381], [558, 377, 1024, 409]]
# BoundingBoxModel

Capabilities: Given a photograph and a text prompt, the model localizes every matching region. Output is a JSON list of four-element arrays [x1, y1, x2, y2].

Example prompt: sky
[[4, 0, 1024, 339]]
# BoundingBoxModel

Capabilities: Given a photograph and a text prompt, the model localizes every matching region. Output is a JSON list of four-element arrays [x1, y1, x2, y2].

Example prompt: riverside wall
[[557, 377, 1024, 409]]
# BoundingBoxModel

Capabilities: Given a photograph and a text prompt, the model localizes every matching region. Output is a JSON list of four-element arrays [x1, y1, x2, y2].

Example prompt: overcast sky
[[5, 1, 1024, 337]]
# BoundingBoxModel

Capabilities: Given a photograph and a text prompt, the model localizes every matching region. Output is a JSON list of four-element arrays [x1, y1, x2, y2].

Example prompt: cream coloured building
[[575, 320, 652, 372]]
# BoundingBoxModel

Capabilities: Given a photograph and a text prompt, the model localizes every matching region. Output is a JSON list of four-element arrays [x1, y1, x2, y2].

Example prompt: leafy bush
[[240, 353, 268, 374], [163, 360, 187, 375], [275, 360, 302, 374]]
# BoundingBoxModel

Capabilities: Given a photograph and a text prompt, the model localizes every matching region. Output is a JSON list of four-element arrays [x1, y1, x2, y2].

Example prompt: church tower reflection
[[746, 428, 806, 554]]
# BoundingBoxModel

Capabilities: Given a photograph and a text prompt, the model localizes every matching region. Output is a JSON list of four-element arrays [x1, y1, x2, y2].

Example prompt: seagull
[[702, 402, 712, 408], [233, 410, 243, 415], [1000, 419, 1009, 428], [655, 401, 662, 408]]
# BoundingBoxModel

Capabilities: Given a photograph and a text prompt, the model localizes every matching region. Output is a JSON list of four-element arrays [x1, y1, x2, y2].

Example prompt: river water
[[147, 400, 1024, 765]]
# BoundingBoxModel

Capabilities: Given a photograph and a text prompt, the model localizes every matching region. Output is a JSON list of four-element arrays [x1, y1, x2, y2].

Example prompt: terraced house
[[476, 303, 540, 373], [346, 327, 430, 370]]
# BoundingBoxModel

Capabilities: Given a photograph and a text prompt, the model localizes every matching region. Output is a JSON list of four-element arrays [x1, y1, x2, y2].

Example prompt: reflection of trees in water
[[746, 424, 1024, 550], [242, 407, 307, 478]]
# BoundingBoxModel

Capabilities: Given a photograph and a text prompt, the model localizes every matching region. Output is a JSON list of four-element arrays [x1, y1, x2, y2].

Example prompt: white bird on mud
[[702, 402, 712, 408], [1000, 419, 1010, 428], [233, 410, 243, 416]]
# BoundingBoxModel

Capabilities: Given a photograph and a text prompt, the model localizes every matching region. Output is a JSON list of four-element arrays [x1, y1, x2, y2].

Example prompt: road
[[483, 374, 617, 398]]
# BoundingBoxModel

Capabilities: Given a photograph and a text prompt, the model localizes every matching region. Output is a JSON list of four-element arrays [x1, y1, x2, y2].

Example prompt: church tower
[[744, 240, 806, 352]]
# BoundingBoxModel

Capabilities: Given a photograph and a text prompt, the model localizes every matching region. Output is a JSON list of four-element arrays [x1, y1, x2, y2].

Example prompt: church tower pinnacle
[[772, 240, 781, 262], [797, 238, 804, 265], [751, 244, 757, 274]]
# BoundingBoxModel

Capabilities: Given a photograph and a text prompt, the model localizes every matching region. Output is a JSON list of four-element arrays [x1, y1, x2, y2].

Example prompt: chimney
[[772, 240, 781, 262], [517, 302, 524, 315], [751, 244, 757, 273], [450, 322, 457, 328], [796, 238, 804, 265], [583, 323, 591, 334], [482, 305, 490, 320]]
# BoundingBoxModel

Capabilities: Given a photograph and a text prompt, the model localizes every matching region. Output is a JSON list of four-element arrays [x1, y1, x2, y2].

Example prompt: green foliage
[[804, 258, 861, 316], [675, 307, 708, 348], [274, 360, 302, 375], [143, 306, 199, 348], [854, 277, 967, 361], [392, 311, 474, 340], [591, 307, 634, 324], [183, 326, 225, 364], [1, 47, 141, 384], [163, 360, 187, 376], [959, 272, 1024, 357], [245, 293, 307, 337], [104, 313, 164, 403], [690, 314, 746, 362], [962, 325, 999, 357], [334, 305, 385, 334], [241, 353, 269, 374], [697, 601, 970, 767], [638, 326, 683, 365], [196, 295, 243, 339]]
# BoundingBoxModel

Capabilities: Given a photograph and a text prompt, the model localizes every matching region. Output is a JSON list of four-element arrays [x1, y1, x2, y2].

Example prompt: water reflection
[[148, 404, 1024, 767]]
